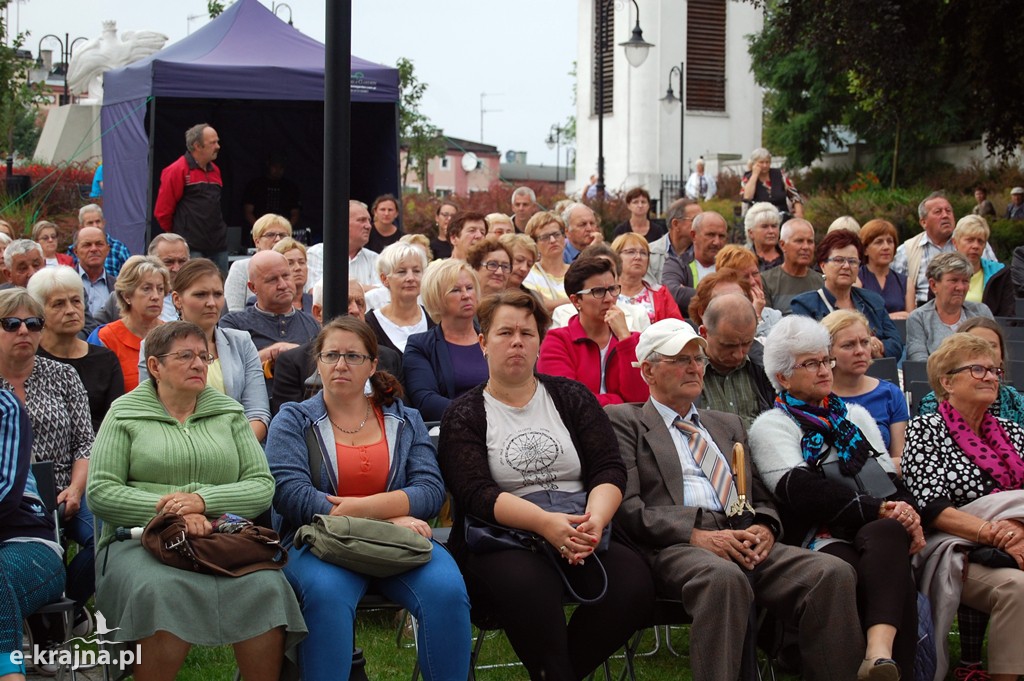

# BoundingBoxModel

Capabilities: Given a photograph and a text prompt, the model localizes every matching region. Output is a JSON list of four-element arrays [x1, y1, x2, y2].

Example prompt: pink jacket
[[537, 315, 650, 406]]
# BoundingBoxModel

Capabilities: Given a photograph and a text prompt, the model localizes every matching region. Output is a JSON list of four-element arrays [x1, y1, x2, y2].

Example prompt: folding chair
[[907, 381, 932, 416], [902, 361, 929, 391], [891, 318, 907, 343], [866, 357, 899, 386], [25, 461, 78, 681]]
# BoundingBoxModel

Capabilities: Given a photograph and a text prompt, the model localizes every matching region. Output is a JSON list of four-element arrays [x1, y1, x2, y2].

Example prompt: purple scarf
[[939, 400, 1024, 491]]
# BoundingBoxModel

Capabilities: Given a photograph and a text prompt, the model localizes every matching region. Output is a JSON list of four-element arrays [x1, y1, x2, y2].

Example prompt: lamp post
[[659, 62, 685, 192], [596, 0, 653, 201], [35, 33, 87, 105], [272, 2, 294, 26], [545, 123, 566, 185]]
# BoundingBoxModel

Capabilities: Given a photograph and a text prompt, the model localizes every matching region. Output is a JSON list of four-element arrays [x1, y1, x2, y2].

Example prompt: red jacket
[[537, 314, 649, 406], [648, 283, 683, 323]]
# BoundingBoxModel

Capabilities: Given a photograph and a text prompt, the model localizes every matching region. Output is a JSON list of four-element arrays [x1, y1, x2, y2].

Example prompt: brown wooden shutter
[[687, 0, 727, 111], [592, 0, 614, 116]]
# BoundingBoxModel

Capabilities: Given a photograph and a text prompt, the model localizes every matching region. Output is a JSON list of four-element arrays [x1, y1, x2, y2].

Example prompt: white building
[[574, 0, 763, 204]]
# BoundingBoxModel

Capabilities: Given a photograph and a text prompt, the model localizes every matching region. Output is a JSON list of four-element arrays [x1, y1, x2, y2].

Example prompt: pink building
[[400, 136, 500, 196]]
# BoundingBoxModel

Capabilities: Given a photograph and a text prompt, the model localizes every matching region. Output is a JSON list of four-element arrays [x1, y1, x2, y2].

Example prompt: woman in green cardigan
[[87, 321, 305, 681]]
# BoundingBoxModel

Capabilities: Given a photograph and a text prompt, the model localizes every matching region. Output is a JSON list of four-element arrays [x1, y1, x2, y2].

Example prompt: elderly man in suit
[[605, 318, 863, 681]]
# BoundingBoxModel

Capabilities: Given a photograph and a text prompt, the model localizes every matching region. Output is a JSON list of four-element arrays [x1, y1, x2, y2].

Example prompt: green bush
[[988, 219, 1022, 263]]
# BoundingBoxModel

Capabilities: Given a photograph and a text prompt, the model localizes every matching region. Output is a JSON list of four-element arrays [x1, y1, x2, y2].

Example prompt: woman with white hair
[[952, 214, 1015, 316], [741, 148, 804, 220], [365, 241, 433, 354], [403, 259, 486, 422], [749, 315, 922, 681], [744, 201, 785, 271], [224, 213, 292, 311]]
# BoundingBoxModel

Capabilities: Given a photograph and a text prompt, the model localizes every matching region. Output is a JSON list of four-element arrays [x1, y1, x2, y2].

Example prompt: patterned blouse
[[902, 412, 1024, 523], [0, 356, 94, 489]]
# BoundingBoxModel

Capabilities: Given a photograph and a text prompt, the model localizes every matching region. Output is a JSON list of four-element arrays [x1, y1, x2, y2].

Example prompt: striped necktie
[[673, 415, 738, 512]]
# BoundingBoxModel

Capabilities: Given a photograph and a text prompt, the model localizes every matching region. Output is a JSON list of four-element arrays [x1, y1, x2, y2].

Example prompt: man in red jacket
[[154, 123, 228, 273]]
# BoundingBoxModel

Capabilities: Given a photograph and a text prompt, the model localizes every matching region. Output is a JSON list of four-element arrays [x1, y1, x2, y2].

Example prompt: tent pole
[[146, 96, 157, 251], [323, 0, 352, 320]]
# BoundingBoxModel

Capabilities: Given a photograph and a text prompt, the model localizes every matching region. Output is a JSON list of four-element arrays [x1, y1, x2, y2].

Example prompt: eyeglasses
[[482, 261, 512, 273], [156, 349, 215, 364], [653, 354, 709, 368], [259, 231, 290, 241], [824, 256, 861, 268], [317, 351, 373, 366], [619, 249, 650, 259], [0, 316, 44, 333], [535, 231, 565, 243], [576, 284, 622, 299], [948, 364, 1005, 380], [794, 357, 836, 372]]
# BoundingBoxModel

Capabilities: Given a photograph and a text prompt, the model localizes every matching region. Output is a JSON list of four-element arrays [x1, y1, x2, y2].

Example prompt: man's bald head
[[703, 293, 757, 333], [248, 250, 294, 313]]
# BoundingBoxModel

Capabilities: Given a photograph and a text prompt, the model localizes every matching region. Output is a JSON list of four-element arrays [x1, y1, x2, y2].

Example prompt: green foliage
[[396, 57, 445, 192], [207, 1, 226, 18], [0, 1, 45, 159], [987, 219, 1022, 264]]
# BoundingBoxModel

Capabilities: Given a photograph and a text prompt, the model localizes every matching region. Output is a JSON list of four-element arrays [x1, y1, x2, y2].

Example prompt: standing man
[[509, 186, 538, 233], [647, 199, 698, 286], [605, 318, 862, 681], [1006, 187, 1024, 220], [698, 294, 775, 428], [684, 158, 717, 202], [306, 200, 379, 291], [154, 123, 228, 272], [562, 203, 600, 263], [761, 218, 823, 315], [662, 211, 728, 315]]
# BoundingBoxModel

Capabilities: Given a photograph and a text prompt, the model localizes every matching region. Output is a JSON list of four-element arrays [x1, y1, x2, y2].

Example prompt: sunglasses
[[0, 316, 44, 333]]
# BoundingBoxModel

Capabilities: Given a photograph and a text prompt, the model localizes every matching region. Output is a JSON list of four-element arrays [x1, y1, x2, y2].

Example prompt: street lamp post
[[545, 123, 566, 185], [596, 0, 653, 201], [659, 62, 685, 193], [272, 3, 294, 26], [35, 33, 87, 105]]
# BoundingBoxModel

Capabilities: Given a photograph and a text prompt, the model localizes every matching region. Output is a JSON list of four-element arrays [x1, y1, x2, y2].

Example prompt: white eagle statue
[[67, 21, 169, 103]]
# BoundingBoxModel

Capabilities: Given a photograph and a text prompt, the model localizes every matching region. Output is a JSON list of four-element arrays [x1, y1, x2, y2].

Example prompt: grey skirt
[[96, 540, 307, 650]]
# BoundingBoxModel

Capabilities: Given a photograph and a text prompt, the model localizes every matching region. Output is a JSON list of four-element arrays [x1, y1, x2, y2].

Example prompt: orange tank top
[[335, 408, 388, 496]]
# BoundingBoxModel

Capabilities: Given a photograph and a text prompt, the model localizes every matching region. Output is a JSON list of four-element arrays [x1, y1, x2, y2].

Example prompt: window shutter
[[687, 0, 727, 111], [592, 0, 614, 116]]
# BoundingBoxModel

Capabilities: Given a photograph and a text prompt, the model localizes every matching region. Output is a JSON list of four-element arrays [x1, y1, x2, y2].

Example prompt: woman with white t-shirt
[[364, 242, 434, 354]]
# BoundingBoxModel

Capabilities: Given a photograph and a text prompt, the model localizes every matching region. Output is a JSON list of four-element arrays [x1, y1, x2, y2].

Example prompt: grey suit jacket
[[605, 400, 780, 559]]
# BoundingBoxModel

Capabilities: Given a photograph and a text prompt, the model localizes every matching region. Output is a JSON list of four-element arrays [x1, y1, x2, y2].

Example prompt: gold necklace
[[329, 398, 371, 434]]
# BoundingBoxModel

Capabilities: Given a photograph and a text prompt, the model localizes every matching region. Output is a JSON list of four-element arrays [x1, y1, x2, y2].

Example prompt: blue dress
[[858, 266, 907, 314], [843, 379, 909, 450]]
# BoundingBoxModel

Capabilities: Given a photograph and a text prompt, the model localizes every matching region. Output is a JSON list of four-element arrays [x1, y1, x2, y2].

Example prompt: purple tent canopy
[[100, 0, 399, 253]]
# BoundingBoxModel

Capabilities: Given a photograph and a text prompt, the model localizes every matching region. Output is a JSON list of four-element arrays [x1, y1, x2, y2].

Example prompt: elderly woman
[[28, 266, 124, 433], [0, 220, 14, 239], [858, 219, 908, 318], [742, 149, 804, 220], [485, 212, 515, 237], [537, 256, 648, 406], [439, 289, 654, 680], [953, 214, 1015, 317], [0, 392, 66, 681], [32, 220, 73, 267], [522, 211, 572, 313], [744, 201, 785, 271], [87, 255, 169, 391], [791, 230, 903, 359], [500, 232, 538, 291], [88, 321, 305, 680], [224, 213, 292, 311], [906, 252, 994, 362], [273, 237, 313, 314], [822, 310, 909, 465], [365, 242, 433, 354], [368, 193, 402, 253], [466, 235, 513, 297], [0, 233, 10, 286], [0, 287, 97, 631], [611, 232, 682, 324], [404, 259, 487, 422], [918, 317, 1024, 425], [138, 259, 270, 441], [716, 244, 781, 339], [267, 316, 470, 681], [428, 199, 458, 261], [828, 216, 861, 236], [612, 187, 667, 242], [749, 315, 922, 681], [902, 333, 1024, 681]]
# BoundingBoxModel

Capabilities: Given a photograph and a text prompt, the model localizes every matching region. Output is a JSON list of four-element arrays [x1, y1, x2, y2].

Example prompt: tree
[[396, 57, 445, 192], [0, 0, 43, 160], [745, 0, 1021, 185]]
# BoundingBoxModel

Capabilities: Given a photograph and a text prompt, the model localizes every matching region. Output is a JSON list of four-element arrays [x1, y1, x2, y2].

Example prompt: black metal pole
[[678, 62, 685, 191], [62, 33, 69, 105], [323, 1, 351, 320], [596, 0, 608, 201]]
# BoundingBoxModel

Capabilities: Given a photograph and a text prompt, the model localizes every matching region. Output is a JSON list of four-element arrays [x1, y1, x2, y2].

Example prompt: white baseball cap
[[634, 318, 708, 367]]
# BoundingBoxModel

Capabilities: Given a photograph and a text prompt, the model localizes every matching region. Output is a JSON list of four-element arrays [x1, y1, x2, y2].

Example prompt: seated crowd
[[5, 177, 1024, 681]]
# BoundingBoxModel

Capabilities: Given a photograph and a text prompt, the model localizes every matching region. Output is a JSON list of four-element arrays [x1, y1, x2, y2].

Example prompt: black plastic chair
[[902, 361, 929, 390], [866, 357, 899, 386]]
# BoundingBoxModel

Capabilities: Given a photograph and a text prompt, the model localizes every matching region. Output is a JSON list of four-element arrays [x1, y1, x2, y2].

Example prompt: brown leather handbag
[[141, 512, 288, 577]]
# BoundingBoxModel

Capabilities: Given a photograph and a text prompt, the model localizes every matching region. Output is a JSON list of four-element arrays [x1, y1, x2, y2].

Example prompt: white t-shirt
[[483, 383, 584, 497], [371, 307, 427, 353]]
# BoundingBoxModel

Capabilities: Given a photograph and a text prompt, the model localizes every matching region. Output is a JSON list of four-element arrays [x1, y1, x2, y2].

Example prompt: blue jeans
[[284, 541, 471, 681], [0, 541, 65, 676], [64, 495, 95, 609]]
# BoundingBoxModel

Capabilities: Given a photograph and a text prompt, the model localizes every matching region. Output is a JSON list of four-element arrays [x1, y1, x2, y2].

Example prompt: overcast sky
[[10, 0, 579, 166]]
